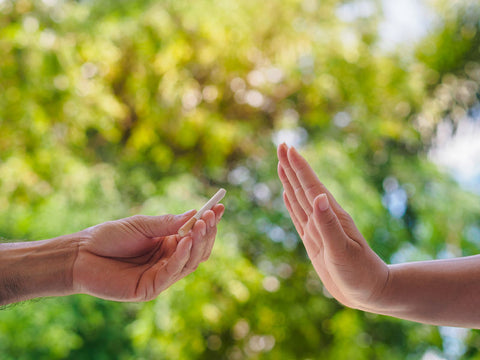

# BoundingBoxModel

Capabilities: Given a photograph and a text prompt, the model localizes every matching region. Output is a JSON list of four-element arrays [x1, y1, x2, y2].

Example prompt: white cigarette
[[178, 188, 226, 236]]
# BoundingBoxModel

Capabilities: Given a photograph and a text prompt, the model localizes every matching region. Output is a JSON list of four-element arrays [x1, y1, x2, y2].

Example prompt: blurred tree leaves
[[1, 0, 480, 359]]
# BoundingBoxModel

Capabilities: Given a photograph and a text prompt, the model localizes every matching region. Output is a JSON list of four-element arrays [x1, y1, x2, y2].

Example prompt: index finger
[[286, 146, 344, 214], [277, 143, 313, 216]]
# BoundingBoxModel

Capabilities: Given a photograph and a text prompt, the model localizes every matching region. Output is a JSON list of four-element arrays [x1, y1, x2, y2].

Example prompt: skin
[[0, 205, 224, 305], [277, 143, 480, 328]]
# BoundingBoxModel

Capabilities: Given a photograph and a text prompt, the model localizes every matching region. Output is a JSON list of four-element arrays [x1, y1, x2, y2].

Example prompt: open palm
[[277, 144, 389, 310]]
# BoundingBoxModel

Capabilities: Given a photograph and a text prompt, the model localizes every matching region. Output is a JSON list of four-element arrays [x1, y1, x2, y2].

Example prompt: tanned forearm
[[364, 255, 480, 328], [0, 235, 80, 306]]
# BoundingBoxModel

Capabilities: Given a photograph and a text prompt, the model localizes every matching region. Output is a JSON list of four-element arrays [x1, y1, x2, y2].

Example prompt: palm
[[312, 231, 382, 306], [78, 234, 180, 301]]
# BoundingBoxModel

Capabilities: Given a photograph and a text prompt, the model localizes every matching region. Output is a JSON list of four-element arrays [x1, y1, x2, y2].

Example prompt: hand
[[277, 144, 389, 310], [72, 205, 224, 302]]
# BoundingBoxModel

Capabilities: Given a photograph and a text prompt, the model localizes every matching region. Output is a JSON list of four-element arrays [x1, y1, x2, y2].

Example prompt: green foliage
[[1, 0, 480, 358]]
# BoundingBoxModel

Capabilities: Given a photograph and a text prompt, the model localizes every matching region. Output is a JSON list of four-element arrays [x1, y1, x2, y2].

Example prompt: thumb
[[131, 210, 197, 238], [313, 194, 348, 256]]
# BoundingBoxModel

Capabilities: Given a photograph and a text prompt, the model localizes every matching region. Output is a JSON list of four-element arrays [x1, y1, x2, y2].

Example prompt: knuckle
[[337, 211, 354, 224], [137, 288, 151, 302], [322, 213, 339, 229], [162, 214, 175, 223], [293, 186, 303, 196], [296, 210, 308, 223], [305, 186, 319, 198], [130, 215, 144, 223], [202, 251, 212, 262], [185, 263, 199, 272]]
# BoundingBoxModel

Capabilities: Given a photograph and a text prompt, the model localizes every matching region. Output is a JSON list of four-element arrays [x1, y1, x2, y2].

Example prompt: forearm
[[0, 235, 80, 306], [366, 255, 480, 328]]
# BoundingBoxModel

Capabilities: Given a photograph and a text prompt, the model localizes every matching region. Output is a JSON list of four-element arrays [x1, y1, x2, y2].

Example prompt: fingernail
[[317, 194, 329, 211], [278, 143, 288, 154], [201, 227, 207, 236], [209, 217, 215, 227]]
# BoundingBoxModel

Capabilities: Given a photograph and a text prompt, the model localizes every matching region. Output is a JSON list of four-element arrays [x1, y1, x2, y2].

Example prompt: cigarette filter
[[178, 188, 226, 236]]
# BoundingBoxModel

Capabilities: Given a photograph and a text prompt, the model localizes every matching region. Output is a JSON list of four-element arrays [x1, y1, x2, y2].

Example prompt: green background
[[1, 0, 480, 358]]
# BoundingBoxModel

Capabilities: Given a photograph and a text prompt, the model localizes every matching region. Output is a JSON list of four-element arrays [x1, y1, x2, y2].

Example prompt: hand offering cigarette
[[178, 188, 226, 237]]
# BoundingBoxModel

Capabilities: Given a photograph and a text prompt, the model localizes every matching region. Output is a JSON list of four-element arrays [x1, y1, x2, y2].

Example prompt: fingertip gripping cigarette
[[178, 188, 226, 236]]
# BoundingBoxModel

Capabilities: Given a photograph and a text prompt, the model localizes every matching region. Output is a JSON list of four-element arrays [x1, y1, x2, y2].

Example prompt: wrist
[[351, 262, 395, 314], [0, 234, 82, 305], [356, 264, 416, 318]]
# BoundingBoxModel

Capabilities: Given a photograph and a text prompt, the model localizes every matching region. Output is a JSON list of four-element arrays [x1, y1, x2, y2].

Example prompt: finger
[[200, 207, 222, 262], [304, 217, 325, 260], [192, 209, 216, 263], [212, 203, 225, 223], [278, 145, 313, 216], [278, 162, 308, 226], [183, 217, 208, 272], [180, 205, 224, 273], [313, 194, 349, 257], [286, 147, 344, 214], [280, 168, 328, 249], [201, 230, 217, 262], [158, 235, 178, 258], [284, 191, 325, 259], [283, 192, 304, 237], [166, 236, 192, 276], [128, 210, 197, 238], [150, 236, 192, 294], [201, 204, 224, 260]]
